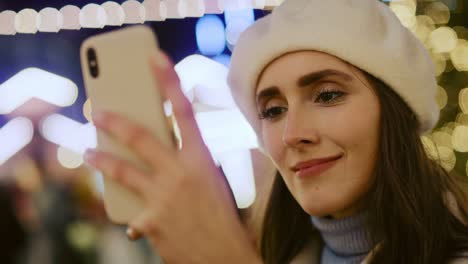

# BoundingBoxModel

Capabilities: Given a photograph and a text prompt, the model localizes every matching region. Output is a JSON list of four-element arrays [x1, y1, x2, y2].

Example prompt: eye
[[258, 106, 287, 120], [315, 86, 346, 104]]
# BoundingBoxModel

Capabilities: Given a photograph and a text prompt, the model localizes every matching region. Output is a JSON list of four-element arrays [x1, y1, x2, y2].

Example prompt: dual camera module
[[87, 48, 99, 78]]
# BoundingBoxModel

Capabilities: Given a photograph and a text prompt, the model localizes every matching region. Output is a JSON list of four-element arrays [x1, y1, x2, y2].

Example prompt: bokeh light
[[122, 0, 146, 24], [166, 0, 188, 19], [432, 130, 453, 149], [389, 4, 416, 30], [459, 88, 468, 113], [450, 39, 468, 72], [57, 146, 84, 169], [101, 1, 125, 26], [0, 117, 34, 166], [60, 5, 81, 30], [424, 2, 450, 25], [186, 0, 205, 17], [429, 26, 458, 53], [452, 125, 468, 152], [204, 0, 224, 14], [80, 4, 107, 28], [195, 15, 226, 56], [15, 9, 39, 34], [83, 99, 93, 123], [38, 7, 63, 33], [143, 0, 167, 21], [436, 145, 456, 172], [0, 11, 17, 35], [436, 85, 448, 110], [431, 53, 447, 76], [414, 15, 435, 44], [0, 68, 79, 115]]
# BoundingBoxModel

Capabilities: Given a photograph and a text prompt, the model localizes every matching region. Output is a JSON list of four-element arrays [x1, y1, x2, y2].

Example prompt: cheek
[[261, 122, 285, 166]]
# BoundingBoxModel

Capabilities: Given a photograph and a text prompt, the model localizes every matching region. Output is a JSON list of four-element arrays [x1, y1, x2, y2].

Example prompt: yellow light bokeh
[[431, 53, 447, 76], [456, 113, 468, 125], [415, 15, 436, 44], [459, 88, 468, 114], [436, 145, 456, 172], [452, 125, 468, 152], [390, 4, 416, 30], [450, 39, 468, 72], [453, 26, 468, 40], [432, 130, 453, 149], [57, 146, 84, 169], [436, 85, 448, 110], [424, 2, 450, 25], [83, 99, 92, 122], [421, 135, 438, 160], [429, 26, 458, 53]]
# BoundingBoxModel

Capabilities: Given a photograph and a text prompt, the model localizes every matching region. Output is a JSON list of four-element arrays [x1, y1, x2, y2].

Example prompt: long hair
[[259, 72, 468, 264]]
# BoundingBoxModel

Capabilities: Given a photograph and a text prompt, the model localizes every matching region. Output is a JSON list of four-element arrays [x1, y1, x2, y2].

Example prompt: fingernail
[[153, 50, 169, 69], [126, 228, 138, 241]]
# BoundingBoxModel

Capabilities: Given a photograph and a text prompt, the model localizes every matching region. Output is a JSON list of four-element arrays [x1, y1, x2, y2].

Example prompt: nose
[[282, 109, 320, 148]]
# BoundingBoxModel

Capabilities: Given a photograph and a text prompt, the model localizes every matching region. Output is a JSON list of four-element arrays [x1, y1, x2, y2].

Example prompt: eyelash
[[258, 87, 346, 120]]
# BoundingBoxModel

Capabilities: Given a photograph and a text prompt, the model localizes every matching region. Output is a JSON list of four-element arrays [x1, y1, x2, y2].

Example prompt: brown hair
[[259, 72, 468, 264]]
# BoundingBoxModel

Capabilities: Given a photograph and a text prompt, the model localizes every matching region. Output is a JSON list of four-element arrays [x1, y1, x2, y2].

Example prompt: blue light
[[224, 9, 254, 27], [213, 54, 231, 67], [196, 15, 226, 57]]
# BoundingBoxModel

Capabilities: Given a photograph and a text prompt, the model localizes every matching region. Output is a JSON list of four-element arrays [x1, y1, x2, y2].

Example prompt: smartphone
[[80, 25, 174, 224]]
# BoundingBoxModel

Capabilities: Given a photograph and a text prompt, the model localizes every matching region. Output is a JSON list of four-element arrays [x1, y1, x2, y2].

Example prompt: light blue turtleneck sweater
[[311, 211, 375, 264]]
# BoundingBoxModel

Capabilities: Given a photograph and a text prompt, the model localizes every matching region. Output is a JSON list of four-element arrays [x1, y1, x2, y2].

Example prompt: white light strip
[[0, 117, 34, 166], [0, 68, 78, 114], [0, 0, 280, 35]]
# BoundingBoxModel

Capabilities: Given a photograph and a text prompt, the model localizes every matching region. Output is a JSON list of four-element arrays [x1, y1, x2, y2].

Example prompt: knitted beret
[[227, 0, 440, 149]]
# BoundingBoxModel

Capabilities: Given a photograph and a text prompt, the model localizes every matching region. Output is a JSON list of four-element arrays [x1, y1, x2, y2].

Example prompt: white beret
[[227, 0, 440, 149]]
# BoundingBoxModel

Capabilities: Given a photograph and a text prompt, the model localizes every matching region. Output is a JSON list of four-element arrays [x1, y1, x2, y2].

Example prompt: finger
[[126, 227, 144, 241], [92, 111, 173, 170], [129, 211, 160, 239], [150, 51, 206, 151], [84, 149, 150, 195]]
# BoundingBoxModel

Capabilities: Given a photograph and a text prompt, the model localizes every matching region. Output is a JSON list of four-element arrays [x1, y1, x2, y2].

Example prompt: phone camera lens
[[87, 48, 99, 78]]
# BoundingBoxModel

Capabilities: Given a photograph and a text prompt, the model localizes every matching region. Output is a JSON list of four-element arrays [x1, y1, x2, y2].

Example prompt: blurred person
[[83, 0, 468, 263]]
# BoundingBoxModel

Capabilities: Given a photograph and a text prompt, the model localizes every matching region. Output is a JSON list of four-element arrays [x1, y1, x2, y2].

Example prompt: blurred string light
[[143, 0, 167, 21], [60, 5, 81, 30], [195, 15, 226, 56], [38, 7, 63, 32], [165, 0, 188, 18], [0, 117, 34, 166], [15, 9, 39, 34], [0, 11, 16, 35], [424, 1, 450, 25], [83, 99, 93, 122], [80, 4, 107, 28], [451, 40, 468, 72], [0, 0, 287, 35], [0, 68, 78, 115], [102, 1, 125, 26], [121, 0, 146, 24]]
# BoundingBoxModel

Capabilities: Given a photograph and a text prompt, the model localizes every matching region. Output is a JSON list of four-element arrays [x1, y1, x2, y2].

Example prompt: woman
[[84, 0, 468, 263]]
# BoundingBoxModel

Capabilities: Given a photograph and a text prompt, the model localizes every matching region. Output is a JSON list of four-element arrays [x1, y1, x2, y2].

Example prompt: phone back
[[80, 26, 173, 224]]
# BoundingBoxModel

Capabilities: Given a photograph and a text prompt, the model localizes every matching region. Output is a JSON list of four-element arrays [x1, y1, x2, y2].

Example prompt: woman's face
[[256, 51, 381, 218]]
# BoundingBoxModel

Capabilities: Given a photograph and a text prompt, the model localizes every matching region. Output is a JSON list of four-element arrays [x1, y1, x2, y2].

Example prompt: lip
[[291, 154, 343, 178]]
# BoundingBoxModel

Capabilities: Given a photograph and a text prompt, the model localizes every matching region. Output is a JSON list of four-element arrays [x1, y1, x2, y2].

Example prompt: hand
[[84, 51, 261, 264]]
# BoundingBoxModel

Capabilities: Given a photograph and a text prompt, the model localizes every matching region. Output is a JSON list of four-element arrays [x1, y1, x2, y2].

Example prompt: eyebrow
[[256, 69, 353, 104]]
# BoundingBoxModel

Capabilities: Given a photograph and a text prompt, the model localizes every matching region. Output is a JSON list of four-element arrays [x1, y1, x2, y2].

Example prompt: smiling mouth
[[291, 154, 343, 178]]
